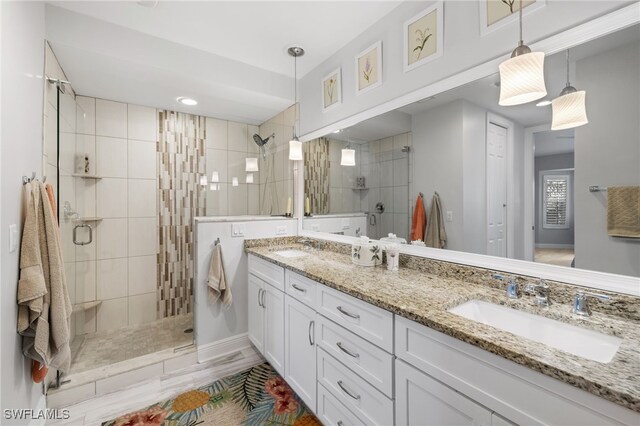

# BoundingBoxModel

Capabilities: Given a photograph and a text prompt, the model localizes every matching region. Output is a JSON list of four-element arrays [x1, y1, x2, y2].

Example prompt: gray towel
[[208, 244, 232, 308], [425, 193, 447, 249]]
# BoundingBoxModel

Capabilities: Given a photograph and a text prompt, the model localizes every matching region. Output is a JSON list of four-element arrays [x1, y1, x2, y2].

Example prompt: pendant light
[[340, 146, 356, 166], [288, 46, 305, 161], [498, 0, 547, 106], [551, 50, 588, 131]]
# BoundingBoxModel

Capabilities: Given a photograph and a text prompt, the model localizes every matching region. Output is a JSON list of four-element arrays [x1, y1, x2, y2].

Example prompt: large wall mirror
[[303, 23, 640, 279]]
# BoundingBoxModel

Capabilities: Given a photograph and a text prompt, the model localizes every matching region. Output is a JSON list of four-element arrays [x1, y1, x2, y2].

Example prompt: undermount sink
[[448, 300, 622, 363], [271, 249, 309, 258]]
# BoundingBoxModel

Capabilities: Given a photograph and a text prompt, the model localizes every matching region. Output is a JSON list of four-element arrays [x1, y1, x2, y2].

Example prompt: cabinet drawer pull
[[308, 320, 315, 346], [292, 283, 307, 293], [336, 341, 359, 359], [337, 380, 360, 400], [258, 288, 263, 307], [336, 306, 360, 319], [261, 289, 266, 308]]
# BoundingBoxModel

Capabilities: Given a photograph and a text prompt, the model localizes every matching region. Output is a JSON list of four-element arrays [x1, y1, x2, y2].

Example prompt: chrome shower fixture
[[252, 133, 275, 158]]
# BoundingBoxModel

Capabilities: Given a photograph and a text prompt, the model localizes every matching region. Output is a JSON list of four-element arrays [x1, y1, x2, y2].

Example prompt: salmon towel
[[410, 195, 427, 241]]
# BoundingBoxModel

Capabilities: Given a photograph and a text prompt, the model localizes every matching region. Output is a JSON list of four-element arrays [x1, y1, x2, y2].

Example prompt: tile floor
[[47, 347, 264, 425], [70, 314, 193, 374], [534, 248, 575, 267]]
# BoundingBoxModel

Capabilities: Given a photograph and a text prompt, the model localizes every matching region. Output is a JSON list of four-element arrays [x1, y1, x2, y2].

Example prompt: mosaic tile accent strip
[[157, 110, 206, 318], [303, 137, 330, 214]]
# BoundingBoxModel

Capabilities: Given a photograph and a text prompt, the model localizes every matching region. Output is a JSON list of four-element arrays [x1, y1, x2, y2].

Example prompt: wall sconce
[[199, 175, 208, 186], [246, 173, 254, 184], [232, 177, 239, 187], [341, 147, 356, 166], [211, 171, 219, 183], [245, 158, 259, 172], [210, 183, 218, 191]]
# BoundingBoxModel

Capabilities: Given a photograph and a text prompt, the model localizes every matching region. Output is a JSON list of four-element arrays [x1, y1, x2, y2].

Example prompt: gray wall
[[413, 99, 525, 257], [412, 100, 465, 250], [574, 40, 640, 277], [299, 1, 629, 136], [1, 1, 47, 419], [534, 153, 575, 247]]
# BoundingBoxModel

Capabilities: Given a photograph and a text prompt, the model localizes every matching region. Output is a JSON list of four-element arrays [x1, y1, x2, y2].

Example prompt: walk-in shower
[[44, 56, 194, 392]]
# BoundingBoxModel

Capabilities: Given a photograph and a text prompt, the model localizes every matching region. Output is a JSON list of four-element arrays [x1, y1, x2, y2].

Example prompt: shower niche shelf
[[71, 174, 103, 180], [73, 217, 103, 223], [72, 300, 102, 313]]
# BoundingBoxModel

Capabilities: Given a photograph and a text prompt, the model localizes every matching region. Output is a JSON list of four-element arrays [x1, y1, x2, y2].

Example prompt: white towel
[[208, 244, 232, 308]]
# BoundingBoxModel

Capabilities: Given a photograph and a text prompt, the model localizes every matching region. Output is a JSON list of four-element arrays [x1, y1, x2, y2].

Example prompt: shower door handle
[[73, 224, 93, 246]]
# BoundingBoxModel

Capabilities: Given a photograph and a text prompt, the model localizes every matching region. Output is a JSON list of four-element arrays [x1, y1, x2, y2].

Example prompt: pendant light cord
[[294, 53, 298, 139], [565, 49, 570, 86], [518, 0, 523, 45]]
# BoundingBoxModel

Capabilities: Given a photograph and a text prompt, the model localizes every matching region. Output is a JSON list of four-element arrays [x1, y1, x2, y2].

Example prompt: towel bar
[[589, 186, 607, 192]]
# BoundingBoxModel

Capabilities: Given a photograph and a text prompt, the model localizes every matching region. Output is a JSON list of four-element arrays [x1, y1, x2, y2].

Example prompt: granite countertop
[[245, 241, 640, 413]]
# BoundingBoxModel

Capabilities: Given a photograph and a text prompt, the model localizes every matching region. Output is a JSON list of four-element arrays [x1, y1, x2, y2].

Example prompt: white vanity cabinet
[[248, 255, 285, 376], [396, 359, 492, 426], [247, 273, 265, 353], [284, 295, 316, 411]]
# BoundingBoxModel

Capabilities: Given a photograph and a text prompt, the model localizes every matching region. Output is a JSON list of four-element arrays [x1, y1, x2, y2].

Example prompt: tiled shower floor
[[69, 314, 194, 374]]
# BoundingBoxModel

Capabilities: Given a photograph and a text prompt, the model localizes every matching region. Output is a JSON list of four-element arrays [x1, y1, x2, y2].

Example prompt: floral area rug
[[102, 362, 320, 426]]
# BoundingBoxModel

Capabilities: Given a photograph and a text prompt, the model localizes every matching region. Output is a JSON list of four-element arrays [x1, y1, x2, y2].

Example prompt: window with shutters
[[542, 174, 570, 229]]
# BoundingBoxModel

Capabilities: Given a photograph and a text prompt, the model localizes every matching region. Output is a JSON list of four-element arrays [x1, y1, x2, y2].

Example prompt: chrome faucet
[[494, 274, 519, 299], [524, 280, 551, 307], [572, 291, 611, 317], [298, 238, 322, 252]]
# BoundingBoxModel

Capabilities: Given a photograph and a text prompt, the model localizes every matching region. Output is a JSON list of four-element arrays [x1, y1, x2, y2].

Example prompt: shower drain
[[184, 328, 193, 333]]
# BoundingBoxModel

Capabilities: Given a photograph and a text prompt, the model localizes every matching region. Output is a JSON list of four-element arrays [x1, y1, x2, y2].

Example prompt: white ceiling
[[45, 1, 400, 125], [49, 1, 400, 77], [534, 129, 575, 157]]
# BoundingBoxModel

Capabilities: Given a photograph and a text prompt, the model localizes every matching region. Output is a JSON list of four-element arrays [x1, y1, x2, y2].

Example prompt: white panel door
[[396, 359, 492, 426], [284, 295, 316, 411], [486, 122, 507, 257], [247, 274, 264, 353], [264, 283, 285, 376]]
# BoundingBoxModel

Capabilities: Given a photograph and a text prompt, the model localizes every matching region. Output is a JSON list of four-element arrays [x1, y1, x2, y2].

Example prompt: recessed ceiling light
[[177, 97, 198, 106], [536, 100, 552, 107]]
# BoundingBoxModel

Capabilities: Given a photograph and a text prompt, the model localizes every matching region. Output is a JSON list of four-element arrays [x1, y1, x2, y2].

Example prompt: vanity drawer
[[317, 315, 393, 397], [285, 270, 317, 308], [317, 347, 394, 426], [317, 383, 368, 426], [316, 285, 393, 352], [248, 254, 285, 291]]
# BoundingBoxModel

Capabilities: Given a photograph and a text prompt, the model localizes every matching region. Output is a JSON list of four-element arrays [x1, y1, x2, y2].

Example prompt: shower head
[[253, 133, 274, 147], [253, 133, 275, 158]]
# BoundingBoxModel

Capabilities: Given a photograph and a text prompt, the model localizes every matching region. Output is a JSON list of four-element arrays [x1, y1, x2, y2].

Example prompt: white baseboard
[[197, 333, 252, 364], [535, 244, 575, 249]]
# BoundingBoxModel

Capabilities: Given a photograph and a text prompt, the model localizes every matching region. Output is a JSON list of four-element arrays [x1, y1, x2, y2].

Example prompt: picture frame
[[479, 0, 546, 37], [403, 1, 444, 73], [355, 41, 382, 95], [322, 68, 342, 112]]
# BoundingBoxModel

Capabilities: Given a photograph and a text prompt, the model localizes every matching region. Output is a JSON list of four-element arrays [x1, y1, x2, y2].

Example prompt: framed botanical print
[[355, 41, 382, 95], [479, 0, 546, 37], [403, 2, 444, 73], [322, 68, 341, 112]]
